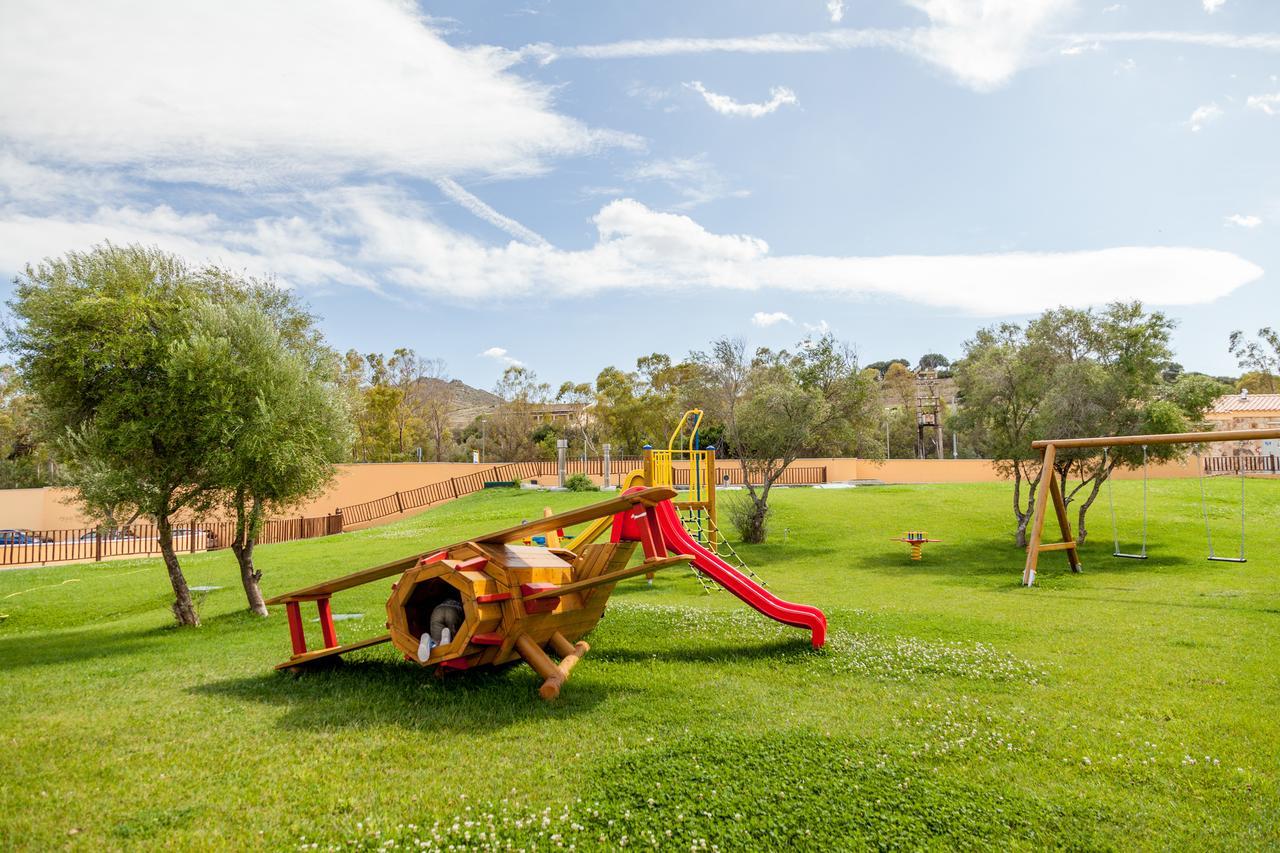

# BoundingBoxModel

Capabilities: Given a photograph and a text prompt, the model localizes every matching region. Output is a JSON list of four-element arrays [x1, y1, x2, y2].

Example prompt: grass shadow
[[194, 653, 609, 733]]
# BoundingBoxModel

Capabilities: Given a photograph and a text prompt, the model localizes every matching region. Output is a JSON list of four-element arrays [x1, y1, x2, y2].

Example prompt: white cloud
[[903, 0, 1076, 91], [0, 0, 632, 188], [752, 311, 795, 327], [1069, 31, 1280, 51], [1187, 103, 1223, 131], [526, 1, 1076, 92], [686, 82, 799, 118], [480, 347, 524, 367], [1225, 214, 1262, 228], [1247, 92, 1280, 114], [1203, 0, 1227, 13], [803, 320, 832, 334], [624, 155, 749, 208], [434, 178, 550, 248], [1060, 40, 1101, 56], [2, 194, 1255, 317], [1102, 4, 1123, 12], [827, 0, 846, 23], [1114, 58, 1137, 73]]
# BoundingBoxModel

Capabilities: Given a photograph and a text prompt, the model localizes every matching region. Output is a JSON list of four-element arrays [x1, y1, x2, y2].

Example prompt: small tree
[[1228, 328, 1279, 393], [170, 297, 351, 615], [695, 335, 880, 543], [7, 245, 217, 625], [955, 302, 1202, 546]]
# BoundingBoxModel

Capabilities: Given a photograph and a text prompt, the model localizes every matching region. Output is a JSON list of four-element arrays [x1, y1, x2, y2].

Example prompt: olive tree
[[171, 297, 351, 615], [955, 302, 1210, 546], [695, 335, 880, 543], [7, 245, 217, 625]]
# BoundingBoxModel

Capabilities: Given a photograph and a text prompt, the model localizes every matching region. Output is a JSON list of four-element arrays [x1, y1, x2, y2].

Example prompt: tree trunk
[[232, 494, 268, 617], [157, 514, 199, 627], [1073, 464, 1111, 546], [743, 494, 770, 544]]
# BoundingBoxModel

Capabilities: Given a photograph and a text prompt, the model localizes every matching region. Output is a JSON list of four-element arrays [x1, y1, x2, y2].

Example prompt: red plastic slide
[[652, 500, 827, 648]]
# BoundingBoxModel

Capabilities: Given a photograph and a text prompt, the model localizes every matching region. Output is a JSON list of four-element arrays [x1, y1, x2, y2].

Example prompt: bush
[[724, 492, 770, 542], [564, 473, 599, 492]]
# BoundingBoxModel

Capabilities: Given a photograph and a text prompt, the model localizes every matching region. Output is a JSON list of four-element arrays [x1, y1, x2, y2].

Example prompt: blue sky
[[1, 0, 1277, 390]]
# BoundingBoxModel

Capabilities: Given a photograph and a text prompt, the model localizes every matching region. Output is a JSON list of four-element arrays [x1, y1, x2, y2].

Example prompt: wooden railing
[[676, 464, 828, 487], [1203, 455, 1280, 474], [0, 513, 342, 568]]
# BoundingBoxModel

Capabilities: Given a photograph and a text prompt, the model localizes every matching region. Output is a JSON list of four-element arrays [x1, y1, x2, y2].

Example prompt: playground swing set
[[1021, 427, 1280, 586], [266, 410, 826, 700]]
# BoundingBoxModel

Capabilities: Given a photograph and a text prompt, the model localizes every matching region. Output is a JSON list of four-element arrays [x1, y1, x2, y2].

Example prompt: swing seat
[[1111, 552, 1148, 560], [1208, 556, 1247, 564]]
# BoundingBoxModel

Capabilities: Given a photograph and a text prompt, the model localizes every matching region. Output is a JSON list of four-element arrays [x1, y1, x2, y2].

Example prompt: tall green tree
[[7, 245, 218, 625], [694, 335, 880, 543], [169, 297, 351, 615], [955, 302, 1208, 546]]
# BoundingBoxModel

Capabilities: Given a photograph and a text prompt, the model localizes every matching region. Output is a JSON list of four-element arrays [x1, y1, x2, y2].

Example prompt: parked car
[[78, 530, 140, 542], [0, 529, 45, 545]]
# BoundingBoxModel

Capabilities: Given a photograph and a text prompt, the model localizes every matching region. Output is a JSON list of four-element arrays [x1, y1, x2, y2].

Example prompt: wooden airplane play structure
[[1021, 427, 1280, 586], [266, 485, 826, 699]]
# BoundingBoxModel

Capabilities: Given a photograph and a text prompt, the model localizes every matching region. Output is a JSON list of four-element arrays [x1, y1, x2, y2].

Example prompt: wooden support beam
[[1047, 473, 1082, 573], [514, 634, 565, 701], [1031, 427, 1280, 450], [275, 633, 391, 670], [1022, 443, 1056, 587]]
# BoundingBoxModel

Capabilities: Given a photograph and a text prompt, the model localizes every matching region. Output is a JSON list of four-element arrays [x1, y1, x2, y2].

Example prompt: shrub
[[724, 492, 770, 542], [564, 473, 599, 492]]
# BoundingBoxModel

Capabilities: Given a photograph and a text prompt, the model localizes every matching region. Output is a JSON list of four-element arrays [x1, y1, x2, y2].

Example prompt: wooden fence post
[[94, 529, 102, 562]]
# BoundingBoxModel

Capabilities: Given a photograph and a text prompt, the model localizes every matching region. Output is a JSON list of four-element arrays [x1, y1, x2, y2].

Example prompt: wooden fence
[[1203, 455, 1280, 474], [0, 514, 343, 568]]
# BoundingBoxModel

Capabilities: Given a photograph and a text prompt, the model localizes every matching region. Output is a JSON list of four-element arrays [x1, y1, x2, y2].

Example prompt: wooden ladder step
[[470, 632, 505, 646]]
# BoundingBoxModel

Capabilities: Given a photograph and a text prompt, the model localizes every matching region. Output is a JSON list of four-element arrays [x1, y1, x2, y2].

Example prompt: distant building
[[1205, 391, 1280, 458], [528, 402, 590, 426]]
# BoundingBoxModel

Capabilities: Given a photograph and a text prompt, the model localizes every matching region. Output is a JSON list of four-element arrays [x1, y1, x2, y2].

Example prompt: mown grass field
[[1, 479, 1278, 850]]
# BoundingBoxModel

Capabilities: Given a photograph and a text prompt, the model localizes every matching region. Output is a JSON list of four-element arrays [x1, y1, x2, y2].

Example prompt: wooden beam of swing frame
[[1021, 427, 1280, 586]]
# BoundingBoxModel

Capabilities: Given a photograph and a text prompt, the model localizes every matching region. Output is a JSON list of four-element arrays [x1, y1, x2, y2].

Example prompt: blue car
[[0, 529, 45, 545]]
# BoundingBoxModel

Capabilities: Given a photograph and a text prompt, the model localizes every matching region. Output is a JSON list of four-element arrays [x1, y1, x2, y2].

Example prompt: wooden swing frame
[[1021, 428, 1280, 586]]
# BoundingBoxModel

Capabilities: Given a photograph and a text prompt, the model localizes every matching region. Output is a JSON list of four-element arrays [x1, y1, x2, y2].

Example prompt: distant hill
[[414, 377, 503, 428]]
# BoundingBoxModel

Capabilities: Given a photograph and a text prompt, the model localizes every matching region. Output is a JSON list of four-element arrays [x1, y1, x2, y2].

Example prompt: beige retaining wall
[[1, 455, 1213, 531]]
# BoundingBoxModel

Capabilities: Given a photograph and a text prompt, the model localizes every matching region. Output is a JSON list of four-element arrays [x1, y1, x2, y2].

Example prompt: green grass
[[2, 480, 1279, 850]]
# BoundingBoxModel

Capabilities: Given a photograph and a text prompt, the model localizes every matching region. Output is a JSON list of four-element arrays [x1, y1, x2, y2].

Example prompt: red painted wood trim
[[286, 602, 307, 656], [316, 598, 339, 649]]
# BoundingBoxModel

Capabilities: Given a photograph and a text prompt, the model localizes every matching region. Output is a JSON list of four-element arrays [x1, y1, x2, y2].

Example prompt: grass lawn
[[2, 480, 1278, 850]]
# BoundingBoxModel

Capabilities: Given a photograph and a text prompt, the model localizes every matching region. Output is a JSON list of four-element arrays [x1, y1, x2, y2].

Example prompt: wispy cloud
[[1203, 0, 1227, 13], [1225, 214, 1262, 228], [686, 82, 798, 118], [434, 177, 550, 247], [1067, 31, 1280, 51], [827, 0, 845, 24], [0, 0, 633, 189], [1247, 92, 1280, 114], [523, 1, 1076, 92], [1187, 103, 1223, 131], [624, 155, 749, 208], [4, 193, 1254, 317], [480, 347, 524, 367], [752, 311, 794, 327]]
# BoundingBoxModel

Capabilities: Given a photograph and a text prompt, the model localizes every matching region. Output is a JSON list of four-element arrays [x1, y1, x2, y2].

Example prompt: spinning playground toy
[[890, 531, 941, 561], [266, 485, 826, 700]]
